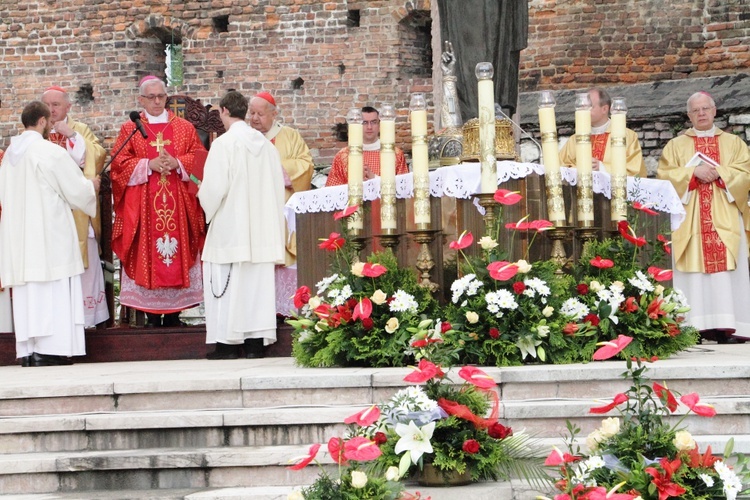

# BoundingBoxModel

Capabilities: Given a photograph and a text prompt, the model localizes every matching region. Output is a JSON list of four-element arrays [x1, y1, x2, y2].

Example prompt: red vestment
[[111, 111, 206, 291], [692, 136, 727, 273]]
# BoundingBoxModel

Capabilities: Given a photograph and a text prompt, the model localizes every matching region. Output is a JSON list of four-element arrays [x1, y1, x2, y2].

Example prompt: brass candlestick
[[576, 225, 600, 253], [378, 230, 401, 251], [476, 193, 498, 237], [349, 229, 369, 263], [546, 225, 573, 274], [408, 228, 440, 293]]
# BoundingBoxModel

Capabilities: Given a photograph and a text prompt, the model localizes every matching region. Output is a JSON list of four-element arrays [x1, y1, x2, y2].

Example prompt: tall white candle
[[476, 62, 497, 193], [379, 105, 397, 232], [574, 93, 593, 224], [410, 93, 430, 226], [538, 91, 565, 223], [346, 108, 364, 231]]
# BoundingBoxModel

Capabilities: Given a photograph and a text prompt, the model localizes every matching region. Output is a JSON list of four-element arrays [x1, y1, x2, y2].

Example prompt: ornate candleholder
[[576, 225, 600, 252], [408, 228, 440, 293], [349, 229, 370, 263], [378, 231, 401, 251], [476, 193, 498, 237], [546, 225, 573, 274]]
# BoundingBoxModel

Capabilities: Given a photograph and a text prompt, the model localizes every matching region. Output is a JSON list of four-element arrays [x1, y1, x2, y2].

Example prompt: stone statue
[[440, 41, 462, 129]]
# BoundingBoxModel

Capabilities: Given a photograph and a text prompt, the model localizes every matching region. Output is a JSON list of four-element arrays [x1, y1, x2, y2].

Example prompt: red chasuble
[[692, 136, 726, 273], [591, 133, 610, 162], [111, 111, 206, 290]]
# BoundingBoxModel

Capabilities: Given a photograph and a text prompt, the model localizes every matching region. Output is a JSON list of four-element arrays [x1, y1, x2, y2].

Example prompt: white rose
[[516, 259, 532, 273], [611, 281, 625, 292], [287, 491, 304, 500], [351, 262, 365, 277], [308, 296, 322, 309], [385, 317, 400, 333], [479, 236, 498, 250], [599, 417, 620, 438], [371, 289, 387, 305], [537, 325, 550, 337], [673, 430, 695, 452], [465, 311, 479, 324], [655, 284, 665, 296], [586, 429, 604, 452], [542, 306, 554, 317], [385, 466, 401, 481], [589, 280, 604, 292], [350, 470, 368, 489]]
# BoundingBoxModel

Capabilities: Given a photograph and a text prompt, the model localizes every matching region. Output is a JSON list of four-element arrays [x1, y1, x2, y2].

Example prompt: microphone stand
[[100, 126, 142, 178]]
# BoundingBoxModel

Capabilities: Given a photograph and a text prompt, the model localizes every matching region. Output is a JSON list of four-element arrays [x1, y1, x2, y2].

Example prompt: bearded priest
[[111, 76, 206, 329]]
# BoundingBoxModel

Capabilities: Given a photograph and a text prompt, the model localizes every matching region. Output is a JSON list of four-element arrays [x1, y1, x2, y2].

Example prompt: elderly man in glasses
[[657, 91, 750, 344], [325, 106, 409, 187], [110, 76, 207, 329]]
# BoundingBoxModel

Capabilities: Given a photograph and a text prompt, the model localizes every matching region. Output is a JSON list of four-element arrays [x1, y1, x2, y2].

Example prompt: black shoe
[[30, 353, 74, 366], [19, 356, 31, 367], [162, 312, 188, 328], [206, 343, 241, 360], [145, 313, 163, 328], [244, 338, 265, 359]]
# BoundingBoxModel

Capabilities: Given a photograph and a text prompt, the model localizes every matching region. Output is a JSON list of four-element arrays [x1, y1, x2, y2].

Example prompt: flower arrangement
[[289, 206, 437, 368], [540, 336, 750, 500], [439, 189, 699, 367]]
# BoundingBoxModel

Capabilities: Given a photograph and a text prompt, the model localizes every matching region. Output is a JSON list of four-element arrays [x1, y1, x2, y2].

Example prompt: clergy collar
[[144, 109, 169, 124], [693, 125, 716, 137], [265, 121, 283, 141], [591, 120, 610, 135], [363, 140, 381, 152]]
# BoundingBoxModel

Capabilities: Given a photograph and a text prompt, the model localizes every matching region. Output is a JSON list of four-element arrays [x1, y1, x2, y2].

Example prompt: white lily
[[394, 420, 435, 464]]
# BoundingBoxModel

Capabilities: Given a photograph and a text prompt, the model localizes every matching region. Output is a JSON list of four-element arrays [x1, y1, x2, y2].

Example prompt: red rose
[[374, 432, 387, 445], [362, 317, 374, 330], [488, 327, 500, 339], [346, 298, 358, 309], [577, 283, 589, 295], [512, 281, 526, 294], [488, 422, 513, 439], [441, 321, 452, 333], [563, 322, 579, 335], [293, 286, 311, 309], [583, 313, 600, 327], [462, 439, 480, 454]]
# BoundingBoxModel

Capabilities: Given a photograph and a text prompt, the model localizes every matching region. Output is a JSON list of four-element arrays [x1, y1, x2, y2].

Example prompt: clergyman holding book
[[657, 91, 750, 343]]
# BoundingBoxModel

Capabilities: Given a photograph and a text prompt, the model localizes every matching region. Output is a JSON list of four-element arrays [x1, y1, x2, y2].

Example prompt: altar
[[285, 161, 685, 299]]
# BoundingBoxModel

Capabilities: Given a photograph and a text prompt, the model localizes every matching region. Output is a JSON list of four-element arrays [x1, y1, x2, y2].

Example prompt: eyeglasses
[[141, 94, 168, 102], [688, 106, 714, 115], [362, 119, 380, 126]]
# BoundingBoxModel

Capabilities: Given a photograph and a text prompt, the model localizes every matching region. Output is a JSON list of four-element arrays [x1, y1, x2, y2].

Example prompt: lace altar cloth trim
[[285, 162, 686, 232]]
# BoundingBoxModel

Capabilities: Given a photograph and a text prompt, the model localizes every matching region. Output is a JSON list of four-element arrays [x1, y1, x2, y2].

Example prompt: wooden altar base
[[0, 324, 295, 366]]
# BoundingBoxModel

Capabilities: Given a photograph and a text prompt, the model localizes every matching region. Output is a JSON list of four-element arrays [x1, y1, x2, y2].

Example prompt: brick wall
[[0, 0, 432, 167]]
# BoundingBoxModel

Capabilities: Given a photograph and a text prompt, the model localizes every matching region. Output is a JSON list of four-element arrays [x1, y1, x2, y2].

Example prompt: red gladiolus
[[680, 393, 716, 417], [334, 204, 359, 220], [544, 447, 581, 466], [687, 444, 719, 468], [590, 256, 615, 269], [646, 458, 686, 500], [494, 189, 522, 205], [577, 283, 589, 295], [583, 313, 600, 327], [618, 221, 647, 247], [362, 262, 387, 278], [344, 404, 381, 426], [343, 436, 382, 461], [665, 323, 680, 337], [658, 234, 672, 255], [327, 437, 348, 465], [293, 286, 311, 309], [487, 261, 519, 281], [530, 219, 554, 232], [288, 443, 321, 470], [648, 266, 673, 282], [633, 201, 658, 215], [458, 366, 497, 389], [404, 359, 444, 383], [593, 335, 633, 360], [352, 297, 373, 321], [488, 422, 513, 439], [462, 439, 480, 454], [488, 327, 500, 339], [563, 322, 579, 335], [647, 298, 667, 320], [590, 393, 628, 414], [319, 232, 346, 251], [449, 230, 474, 250], [441, 321, 452, 333], [512, 281, 526, 294], [653, 382, 678, 413], [373, 432, 388, 445], [620, 296, 639, 313]]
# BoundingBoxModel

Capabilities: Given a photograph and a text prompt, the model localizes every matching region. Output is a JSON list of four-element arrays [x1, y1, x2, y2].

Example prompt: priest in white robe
[[0, 101, 99, 366], [198, 91, 285, 359]]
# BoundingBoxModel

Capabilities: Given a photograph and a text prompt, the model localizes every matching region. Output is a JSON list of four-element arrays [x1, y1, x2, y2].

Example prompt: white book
[[684, 151, 719, 169]]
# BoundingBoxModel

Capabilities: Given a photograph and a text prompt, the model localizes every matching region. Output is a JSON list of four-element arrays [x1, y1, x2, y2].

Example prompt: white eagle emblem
[[156, 233, 179, 266]]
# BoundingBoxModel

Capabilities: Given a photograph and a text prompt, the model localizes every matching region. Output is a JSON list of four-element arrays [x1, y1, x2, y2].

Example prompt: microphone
[[129, 111, 148, 139]]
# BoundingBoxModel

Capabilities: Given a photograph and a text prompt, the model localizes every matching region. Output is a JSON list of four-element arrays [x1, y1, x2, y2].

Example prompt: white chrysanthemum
[[560, 297, 590, 321], [665, 287, 690, 312], [597, 287, 625, 313], [389, 290, 419, 314], [628, 270, 655, 293], [485, 290, 518, 318], [450, 274, 475, 303], [327, 284, 353, 306], [699, 473, 715, 487], [715, 460, 742, 500], [524, 277, 551, 297], [316, 273, 340, 294], [466, 279, 483, 297], [572, 455, 605, 487]]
